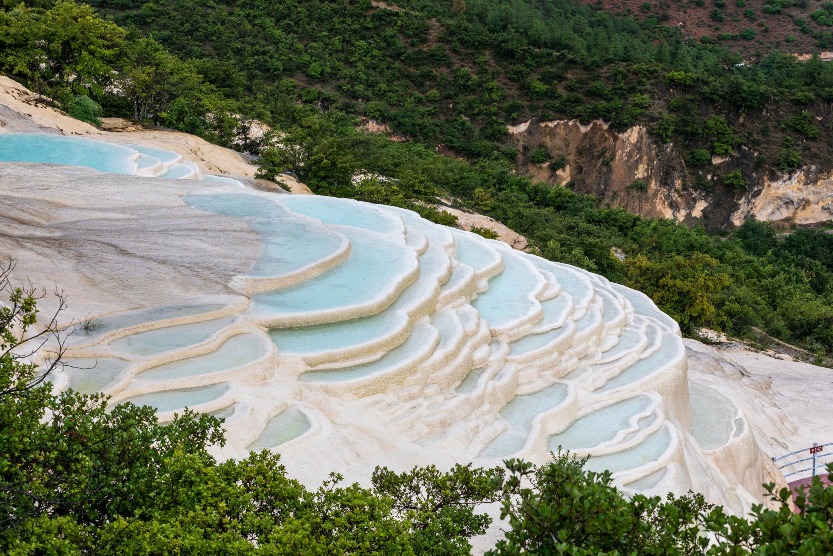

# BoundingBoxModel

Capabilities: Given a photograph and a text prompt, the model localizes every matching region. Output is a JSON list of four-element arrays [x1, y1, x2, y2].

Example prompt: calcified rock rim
[[0, 130, 775, 524]]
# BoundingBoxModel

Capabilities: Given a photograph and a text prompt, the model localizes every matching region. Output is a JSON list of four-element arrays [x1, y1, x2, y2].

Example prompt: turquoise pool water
[[0, 134, 138, 173], [186, 193, 345, 278]]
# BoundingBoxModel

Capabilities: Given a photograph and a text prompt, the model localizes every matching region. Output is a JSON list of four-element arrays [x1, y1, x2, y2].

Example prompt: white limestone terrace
[[0, 134, 778, 517], [0, 133, 241, 185]]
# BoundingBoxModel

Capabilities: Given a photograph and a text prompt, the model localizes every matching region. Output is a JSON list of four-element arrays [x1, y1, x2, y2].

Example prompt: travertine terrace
[[0, 133, 776, 516]]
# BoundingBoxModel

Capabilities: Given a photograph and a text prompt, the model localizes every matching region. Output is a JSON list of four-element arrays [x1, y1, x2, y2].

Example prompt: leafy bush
[[689, 148, 713, 166], [777, 144, 803, 172], [723, 169, 748, 190], [763, 0, 792, 14], [784, 111, 821, 139], [470, 225, 499, 239], [65, 95, 102, 126], [530, 145, 550, 164]]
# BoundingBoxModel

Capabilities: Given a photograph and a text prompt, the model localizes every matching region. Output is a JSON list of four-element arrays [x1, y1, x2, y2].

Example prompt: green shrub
[[723, 169, 747, 190], [812, 5, 833, 25], [65, 95, 102, 127], [665, 71, 697, 86], [652, 113, 676, 143], [784, 111, 820, 139], [470, 225, 499, 239], [628, 179, 648, 191], [763, 0, 792, 14], [550, 155, 568, 171], [777, 139, 803, 172], [689, 148, 713, 166], [530, 145, 550, 164], [792, 91, 815, 104]]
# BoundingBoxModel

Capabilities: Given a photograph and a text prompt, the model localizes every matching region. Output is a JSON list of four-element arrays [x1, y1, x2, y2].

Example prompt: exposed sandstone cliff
[[509, 119, 833, 230]]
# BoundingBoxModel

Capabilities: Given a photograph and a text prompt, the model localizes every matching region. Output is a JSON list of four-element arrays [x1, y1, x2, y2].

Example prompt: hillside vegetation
[[580, 0, 833, 57], [86, 0, 833, 183]]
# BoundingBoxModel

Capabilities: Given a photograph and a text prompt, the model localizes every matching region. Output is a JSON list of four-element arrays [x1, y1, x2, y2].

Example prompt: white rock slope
[[0, 138, 776, 516]]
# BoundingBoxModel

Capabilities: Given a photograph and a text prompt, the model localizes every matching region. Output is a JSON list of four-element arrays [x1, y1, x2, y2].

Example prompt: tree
[[117, 37, 202, 124], [0, 2, 125, 101], [625, 252, 730, 332], [488, 452, 709, 555]]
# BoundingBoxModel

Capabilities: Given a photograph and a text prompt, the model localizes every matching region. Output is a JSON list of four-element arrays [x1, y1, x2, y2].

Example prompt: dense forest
[[86, 0, 833, 178], [584, 0, 833, 56]]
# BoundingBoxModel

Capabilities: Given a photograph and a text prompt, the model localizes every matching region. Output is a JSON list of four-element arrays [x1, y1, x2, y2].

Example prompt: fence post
[[813, 443, 819, 478]]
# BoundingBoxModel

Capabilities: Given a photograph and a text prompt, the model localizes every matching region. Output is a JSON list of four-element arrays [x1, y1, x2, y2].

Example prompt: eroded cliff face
[[509, 119, 833, 229], [732, 166, 833, 226]]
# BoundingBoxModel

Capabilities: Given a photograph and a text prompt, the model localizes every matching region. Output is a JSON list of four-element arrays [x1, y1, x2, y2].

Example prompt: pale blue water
[[584, 426, 672, 474], [127, 144, 181, 165], [248, 407, 311, 450], [480, 382, 569, 457], [533, 259, 593, 308], [137, 333, 269, 381], [383, 205, 453, 246], [300, 322, 436, 382], [598, 290, 624, 324], [70, 303, 225, 338], [119, 383, 229, 412], [280, 195, 403, 235], [109, 316, 235, 356], [162, 162, 198, 179], [508, 324, 572, 357], [60, 358, 129, 394], [574, 306, 599, 333], [598, 328, 643, 361], [269, 242, 446, 356], [472, 250, 540, 330], [0, 134, 244, 185], [430, 310, 461, 353], [452, 230, 502, 275], [532, 295, 573, 331], [186, 193, 345, 278], [597, 331, 680, 392], [548, 395, 652, 451], [201, 174, 244, 187], [689, 384, 736, 450], [136, 153, 161, 171], [252, 228, 416, 318], [612, 284, 680, 332], [627, 468, 667, 490], [0, 134, 137, 173], [270, 311, 407, 355]]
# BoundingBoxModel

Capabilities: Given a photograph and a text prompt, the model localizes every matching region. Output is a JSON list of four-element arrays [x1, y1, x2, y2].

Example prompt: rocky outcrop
[[509, 119, 706, 221], [510, 119, 833, 229], [732, 166, 833, 226]]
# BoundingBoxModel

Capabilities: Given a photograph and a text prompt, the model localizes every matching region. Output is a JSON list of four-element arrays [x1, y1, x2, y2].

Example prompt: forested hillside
[[87, 0, 833, 180], [1, 0, 832, 358], [580, 0, 833, 57]]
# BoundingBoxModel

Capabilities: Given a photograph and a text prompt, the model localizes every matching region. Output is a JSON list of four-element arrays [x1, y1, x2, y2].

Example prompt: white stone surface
[[0, 132, 791, 536]]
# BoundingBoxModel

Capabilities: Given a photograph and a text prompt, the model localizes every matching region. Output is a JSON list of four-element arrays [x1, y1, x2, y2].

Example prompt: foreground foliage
[[1, 276, 833, 553]]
